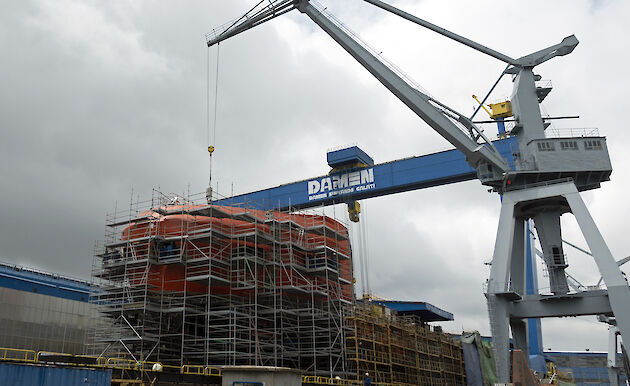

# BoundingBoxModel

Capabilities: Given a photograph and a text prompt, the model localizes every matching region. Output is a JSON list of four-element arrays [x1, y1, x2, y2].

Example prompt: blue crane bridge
[[216, 137, 518, 211]]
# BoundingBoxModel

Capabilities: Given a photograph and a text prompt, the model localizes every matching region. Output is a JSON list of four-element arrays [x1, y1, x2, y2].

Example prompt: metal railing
[[301, 375, 363, 385], [0, 348, 36, 362], [0, 347, 222, 377], [545, 127, 599, 138], [535, 80, 553, 89], [0, 346, 411, 385]]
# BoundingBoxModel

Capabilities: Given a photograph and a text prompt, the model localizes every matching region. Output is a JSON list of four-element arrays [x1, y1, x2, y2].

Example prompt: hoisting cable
[[352, 201, 371, 299], [360, 202, 371, 298], [206, 43, 220, 203], [351, 216, 366, 298], [469, 64, 510, 121], [206, 47, 212, 201], [352, 222, 364, 298]]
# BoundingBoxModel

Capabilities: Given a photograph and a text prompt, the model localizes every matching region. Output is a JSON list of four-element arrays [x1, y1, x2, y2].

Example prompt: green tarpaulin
[[461, 331, 498, 386]]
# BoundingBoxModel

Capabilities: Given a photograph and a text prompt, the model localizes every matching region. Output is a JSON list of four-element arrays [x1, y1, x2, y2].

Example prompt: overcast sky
[[1, 0, 629, 352]]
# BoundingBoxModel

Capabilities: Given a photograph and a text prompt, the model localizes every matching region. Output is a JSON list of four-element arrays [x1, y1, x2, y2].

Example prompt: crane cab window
[[537, 142, 555, 151], [584, 140, 602, 150], [560, 141, 578, 150]]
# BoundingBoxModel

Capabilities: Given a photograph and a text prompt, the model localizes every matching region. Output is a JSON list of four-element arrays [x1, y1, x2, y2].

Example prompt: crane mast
[[206, 1, 629, 383]]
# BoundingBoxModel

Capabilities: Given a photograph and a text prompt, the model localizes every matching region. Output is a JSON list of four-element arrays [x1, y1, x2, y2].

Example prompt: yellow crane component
[[330, 162, 368, 174], [547, 361, 558, 384], [206, 146, 216, 204], [472, 95, 513, 120], [348, 201, 361, 223], [488, 101, 513, 119], [472, 94, 493, 117]]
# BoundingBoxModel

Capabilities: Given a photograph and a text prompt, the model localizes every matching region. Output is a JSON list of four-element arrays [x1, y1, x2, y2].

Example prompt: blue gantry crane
[[215, 137, 517, 212], [206, 0, 629, 382]]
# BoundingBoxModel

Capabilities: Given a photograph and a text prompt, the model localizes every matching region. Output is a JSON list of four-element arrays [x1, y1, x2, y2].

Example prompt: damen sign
[[307, 168, 375, 201]]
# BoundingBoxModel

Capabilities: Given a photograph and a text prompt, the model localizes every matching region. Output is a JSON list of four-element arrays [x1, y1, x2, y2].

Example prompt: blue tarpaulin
[[462, 341, 483, 386]]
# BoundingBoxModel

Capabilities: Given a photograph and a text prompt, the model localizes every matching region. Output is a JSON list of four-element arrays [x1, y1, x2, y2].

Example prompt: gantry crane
[[206, 0, 629, 382]]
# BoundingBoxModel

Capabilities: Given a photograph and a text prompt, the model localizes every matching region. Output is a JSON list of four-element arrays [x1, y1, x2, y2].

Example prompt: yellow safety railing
[[204, 366, 222, 376], [106, 357, 138, 370], [133, 361, 184, 373], [0, 347, 36, 362], [161, 364, 183, 373], [0, 347, 386, 384], [181, 364, 205, 375], [75, 355, 107, 367], [36, 351, 74, 362], [136, 360, 160, 372], [302, 375, 360, 385], [0, 346, 227, 379]]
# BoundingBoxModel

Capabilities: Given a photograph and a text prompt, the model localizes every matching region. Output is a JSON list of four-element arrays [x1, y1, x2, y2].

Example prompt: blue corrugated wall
[[0, 363, 111, 386]]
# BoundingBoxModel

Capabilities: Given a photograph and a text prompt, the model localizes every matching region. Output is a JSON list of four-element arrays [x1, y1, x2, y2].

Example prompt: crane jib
[[206, 0, 510, 175]]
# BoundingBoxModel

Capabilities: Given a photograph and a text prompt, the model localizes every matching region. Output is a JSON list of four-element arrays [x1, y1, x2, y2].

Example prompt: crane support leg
[[487, 195, 519, 380], [487, 181, 630, 383], [608, 326, 621, 386], [510, 318, 529, 357], [509, 218, 529, 358], [487, 295, 511, 381], [533, 211, 570, 295], [564, 188, 630, 348]]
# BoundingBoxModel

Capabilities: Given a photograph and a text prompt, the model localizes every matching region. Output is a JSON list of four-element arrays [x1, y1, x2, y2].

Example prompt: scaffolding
[[89, 189, 354, 378], [345, 303, 466, 385]]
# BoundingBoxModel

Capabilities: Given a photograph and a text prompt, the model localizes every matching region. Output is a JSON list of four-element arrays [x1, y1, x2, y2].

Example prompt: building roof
[[0, 261, 92, 302], [368, 300, 454, 322]]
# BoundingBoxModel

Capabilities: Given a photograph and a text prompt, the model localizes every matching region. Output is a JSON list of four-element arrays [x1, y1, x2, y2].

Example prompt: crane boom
[[362, 0, 517, 65], [297, 2, 508, 177], [207, 0, 510, 183], [206, 0, 296, 46]]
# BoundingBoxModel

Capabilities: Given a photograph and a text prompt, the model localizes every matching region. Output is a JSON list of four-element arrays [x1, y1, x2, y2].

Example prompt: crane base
[[486, 180, 630, 382]]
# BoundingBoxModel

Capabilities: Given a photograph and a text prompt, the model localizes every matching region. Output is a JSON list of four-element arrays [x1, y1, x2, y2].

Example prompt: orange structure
[[90, 191, 353, 377]]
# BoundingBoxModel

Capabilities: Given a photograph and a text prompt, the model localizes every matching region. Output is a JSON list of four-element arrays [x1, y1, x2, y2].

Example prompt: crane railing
[[545, 127, 599, 138]]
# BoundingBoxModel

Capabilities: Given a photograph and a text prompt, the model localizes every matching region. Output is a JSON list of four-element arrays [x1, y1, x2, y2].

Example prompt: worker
[[364, 372, 371, 385]]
